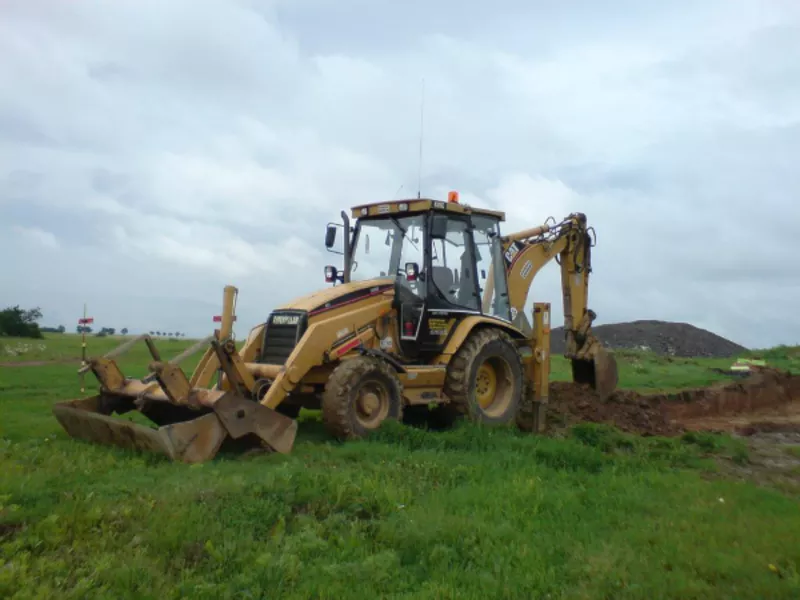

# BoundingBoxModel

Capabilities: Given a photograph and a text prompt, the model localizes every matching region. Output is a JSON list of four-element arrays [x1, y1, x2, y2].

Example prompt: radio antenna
[[417, 77, 425, 199]]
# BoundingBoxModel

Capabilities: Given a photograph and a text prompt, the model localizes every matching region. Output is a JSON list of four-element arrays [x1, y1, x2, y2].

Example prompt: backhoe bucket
[[572, 346, 619, 401], [53, 390, 298, 463], [591, 346, 619, 400]]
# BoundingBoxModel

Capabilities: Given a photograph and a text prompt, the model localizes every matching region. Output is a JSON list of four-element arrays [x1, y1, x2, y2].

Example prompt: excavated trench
[[543, 367, 800, 437]]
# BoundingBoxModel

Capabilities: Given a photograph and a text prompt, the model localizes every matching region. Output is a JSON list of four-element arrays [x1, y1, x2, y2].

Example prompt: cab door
[[402, 212, 481, 356]]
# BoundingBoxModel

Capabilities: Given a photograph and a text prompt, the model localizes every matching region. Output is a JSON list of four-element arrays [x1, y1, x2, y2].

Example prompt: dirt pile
[[541, 367, 800, 437], [545, 382, 682, 436], [550, 320, 747, 358]]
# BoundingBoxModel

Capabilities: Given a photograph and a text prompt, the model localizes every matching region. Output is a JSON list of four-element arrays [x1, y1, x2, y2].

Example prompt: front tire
[[322, 356, 404, 440], [444, 327, 523, 425]]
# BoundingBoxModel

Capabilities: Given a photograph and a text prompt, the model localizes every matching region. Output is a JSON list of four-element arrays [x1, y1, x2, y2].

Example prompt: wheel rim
[[353, 378, 391, 429], [474, 356, 514, 417]]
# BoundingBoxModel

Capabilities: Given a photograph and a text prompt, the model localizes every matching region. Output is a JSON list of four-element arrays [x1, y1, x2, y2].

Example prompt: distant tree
[[156, 331, 161, 336], [121, 328, 129, 335], [0, 306, 44, 338], [40, 326, 65, 334], [149, 331, 154, 336], [77, 325, 93, 334]]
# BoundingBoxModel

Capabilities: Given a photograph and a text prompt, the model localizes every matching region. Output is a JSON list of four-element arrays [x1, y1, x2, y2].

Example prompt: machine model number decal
[[272, 315, 300, 326], [380, 336, 393, 350], [510, 307, 518, 320], [427, 317, 452, 337], [520, 260, 533, 280]]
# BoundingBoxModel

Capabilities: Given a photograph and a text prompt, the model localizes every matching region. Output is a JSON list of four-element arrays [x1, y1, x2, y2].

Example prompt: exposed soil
[[530, 368, 800, 493], [543, 382, 684, 436], [538, 367, 800, 438], [550, 320, 748, 358]]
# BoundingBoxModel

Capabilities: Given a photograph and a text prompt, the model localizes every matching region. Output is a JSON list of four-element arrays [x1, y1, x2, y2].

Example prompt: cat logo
[[504, 241, 523, 265]]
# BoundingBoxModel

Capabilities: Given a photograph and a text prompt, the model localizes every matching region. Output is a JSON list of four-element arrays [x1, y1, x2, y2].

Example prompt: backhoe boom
[[499, 212, 618, 398]]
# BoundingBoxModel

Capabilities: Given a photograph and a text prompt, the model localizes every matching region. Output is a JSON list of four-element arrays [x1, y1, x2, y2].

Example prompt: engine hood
[[277, 277, 395, 316]]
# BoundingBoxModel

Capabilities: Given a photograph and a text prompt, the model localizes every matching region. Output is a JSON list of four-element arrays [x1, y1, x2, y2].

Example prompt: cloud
[[12, 225, 60, 250], [1, 0, 799, 349]]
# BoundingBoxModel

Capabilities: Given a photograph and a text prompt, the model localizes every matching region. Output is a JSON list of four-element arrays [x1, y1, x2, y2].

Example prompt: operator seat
[[456, 252, 477, 308], [431, 266, 454, 298]]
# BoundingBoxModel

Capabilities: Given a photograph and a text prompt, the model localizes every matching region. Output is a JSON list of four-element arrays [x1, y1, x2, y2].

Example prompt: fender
[[435, 315, 526, 362]]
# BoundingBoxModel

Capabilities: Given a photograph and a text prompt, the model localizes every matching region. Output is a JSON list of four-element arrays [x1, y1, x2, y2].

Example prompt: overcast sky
[[1, 0, 799, 349]]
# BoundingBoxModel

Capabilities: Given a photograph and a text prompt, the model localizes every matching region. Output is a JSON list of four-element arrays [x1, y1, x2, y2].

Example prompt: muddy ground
[[537, 367, 800, 493], [542, 367, 800, 437]]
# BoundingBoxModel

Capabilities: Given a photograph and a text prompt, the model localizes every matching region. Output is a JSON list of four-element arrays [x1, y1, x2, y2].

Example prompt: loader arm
[[496, 212, 618, 398], [258, 296, 394, 410]]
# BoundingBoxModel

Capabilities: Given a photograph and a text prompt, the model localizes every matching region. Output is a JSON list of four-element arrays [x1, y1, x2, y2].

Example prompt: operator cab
[[324, 192, 514, 360]]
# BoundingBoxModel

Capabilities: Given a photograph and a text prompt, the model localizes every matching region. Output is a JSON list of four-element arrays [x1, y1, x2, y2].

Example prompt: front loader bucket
[[571, 346, 619, 401], [53, 392, 298, 463], [56, 318, 299, 462], [53, 395, 228, 463]]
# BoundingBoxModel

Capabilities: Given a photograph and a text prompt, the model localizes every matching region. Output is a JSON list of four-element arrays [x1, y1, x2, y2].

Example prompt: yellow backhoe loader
[[53, 192, 618, 462]]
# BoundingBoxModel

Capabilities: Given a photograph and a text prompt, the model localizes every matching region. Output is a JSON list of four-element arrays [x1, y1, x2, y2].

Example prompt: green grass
[[0, 333, 197, 365], [1, 339, 799, 598]]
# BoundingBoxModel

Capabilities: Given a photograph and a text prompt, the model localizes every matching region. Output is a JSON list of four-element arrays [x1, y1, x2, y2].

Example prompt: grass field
[[1, 334, 799, 598]]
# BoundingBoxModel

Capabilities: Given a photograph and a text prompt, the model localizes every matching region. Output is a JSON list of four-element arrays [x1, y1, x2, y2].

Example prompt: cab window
[[430, 216, 479, 310]]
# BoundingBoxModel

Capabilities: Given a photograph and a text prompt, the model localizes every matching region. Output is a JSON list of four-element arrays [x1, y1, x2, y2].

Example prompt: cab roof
[[350, 197, 506, 221]]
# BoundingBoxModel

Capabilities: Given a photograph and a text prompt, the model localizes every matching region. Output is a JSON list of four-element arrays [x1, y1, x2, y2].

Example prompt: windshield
[[350, 215, 426, 291]]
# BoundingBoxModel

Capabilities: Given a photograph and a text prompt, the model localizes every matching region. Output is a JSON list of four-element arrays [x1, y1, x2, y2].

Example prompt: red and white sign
[[212, 315, 237, 322], [78, 317, 94, 324]]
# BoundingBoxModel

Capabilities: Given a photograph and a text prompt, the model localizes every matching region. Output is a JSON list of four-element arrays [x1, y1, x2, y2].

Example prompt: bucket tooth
[[149, 361, 195, 406], [86, 358, 127, 392]]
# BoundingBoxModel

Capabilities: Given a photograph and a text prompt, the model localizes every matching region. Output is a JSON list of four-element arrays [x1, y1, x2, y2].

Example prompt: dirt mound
[[545, 382, 682, 436], [538, 368, 800, 437], [550, 320, 747, 358]]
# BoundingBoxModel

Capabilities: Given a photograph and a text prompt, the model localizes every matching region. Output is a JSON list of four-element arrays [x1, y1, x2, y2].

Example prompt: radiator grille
[[259, 311, 307, 365]]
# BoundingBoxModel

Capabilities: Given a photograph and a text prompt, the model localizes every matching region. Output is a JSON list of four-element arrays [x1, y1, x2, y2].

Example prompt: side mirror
[[430, 214, 448, 240], [405, 262, 419, 282], [325, 225, 337, 249], [324, 265, 338, 283]]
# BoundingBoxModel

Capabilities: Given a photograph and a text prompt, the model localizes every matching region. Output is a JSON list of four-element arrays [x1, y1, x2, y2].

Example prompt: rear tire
[[322, 356, 404, 440], [444, 327, 523, 425]]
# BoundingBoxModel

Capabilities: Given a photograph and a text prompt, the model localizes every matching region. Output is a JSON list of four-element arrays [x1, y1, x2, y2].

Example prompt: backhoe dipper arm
[[500, 212, 592, 329], [497, 212, 618, 398]]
